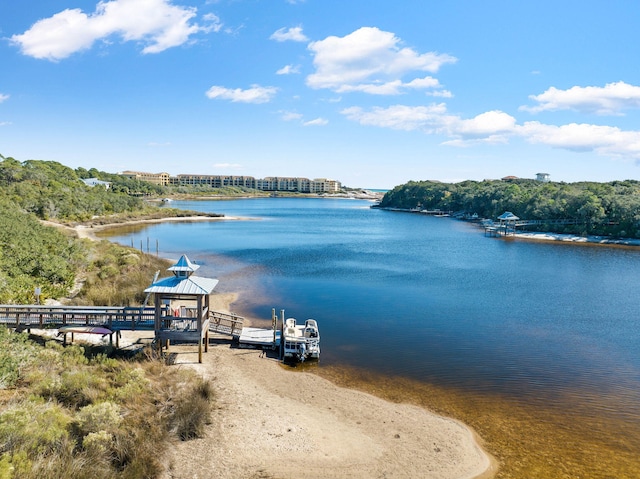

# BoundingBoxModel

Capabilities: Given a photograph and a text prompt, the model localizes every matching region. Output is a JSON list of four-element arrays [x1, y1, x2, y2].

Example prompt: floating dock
[[238, 327, 281, 348]]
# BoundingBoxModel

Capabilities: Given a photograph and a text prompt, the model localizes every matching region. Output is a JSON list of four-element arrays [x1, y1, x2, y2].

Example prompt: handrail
[[0, 305, 156, 330]]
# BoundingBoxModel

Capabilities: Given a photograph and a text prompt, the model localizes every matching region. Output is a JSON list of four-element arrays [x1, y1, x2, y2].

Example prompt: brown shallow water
[[309, 364, 640, 479]]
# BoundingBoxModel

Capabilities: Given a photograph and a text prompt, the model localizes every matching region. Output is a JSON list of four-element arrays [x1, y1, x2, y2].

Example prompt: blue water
[[105, 198, 640, 420]]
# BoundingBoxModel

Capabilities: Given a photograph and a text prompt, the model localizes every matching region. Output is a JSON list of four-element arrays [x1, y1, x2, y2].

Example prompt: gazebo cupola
[[169, 254, 199, 279]]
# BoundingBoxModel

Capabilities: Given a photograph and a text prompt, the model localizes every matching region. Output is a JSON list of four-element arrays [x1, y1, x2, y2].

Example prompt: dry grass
[[67, 241, 172, 306], [0, 330, 215, 478]]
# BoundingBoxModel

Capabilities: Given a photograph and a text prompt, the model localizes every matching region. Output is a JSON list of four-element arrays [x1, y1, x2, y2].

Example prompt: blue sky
[[2, 0, 640, 188]]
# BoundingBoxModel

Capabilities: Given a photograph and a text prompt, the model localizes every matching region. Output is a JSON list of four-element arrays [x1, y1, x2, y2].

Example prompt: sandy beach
[[510, 231, 640, 246], [114, 329, 493, 479], [167, 342, 493, 479], [128, 291, 493, 478], [72, 215, 244, 241]]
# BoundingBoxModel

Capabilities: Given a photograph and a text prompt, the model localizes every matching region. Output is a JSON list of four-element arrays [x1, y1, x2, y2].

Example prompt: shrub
[[0, 328, 38, 389], [36, 369, 107, 409], [0, 400, 73, 456], [76, 402, 121, 436], [82, 430, 114, 456]]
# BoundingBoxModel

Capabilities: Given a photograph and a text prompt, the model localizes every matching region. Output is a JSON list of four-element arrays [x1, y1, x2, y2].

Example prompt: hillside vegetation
[[378, 179, 640, 238], [0, 155, 209, 304]]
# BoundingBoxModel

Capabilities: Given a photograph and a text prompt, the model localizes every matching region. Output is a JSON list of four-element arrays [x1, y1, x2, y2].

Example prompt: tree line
[[377, 178, 640, 238]]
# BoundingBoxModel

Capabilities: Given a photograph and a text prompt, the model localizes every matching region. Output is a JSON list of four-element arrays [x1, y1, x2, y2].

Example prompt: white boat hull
[[282, 318, 320, 361]]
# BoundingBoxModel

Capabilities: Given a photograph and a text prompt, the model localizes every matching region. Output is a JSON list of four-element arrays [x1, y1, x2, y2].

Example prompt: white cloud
[[329, 76, 446, 96], [276, 64, 300, 75], [202, 13, 223, 33], [280, 111, 303, 121], [429, 89, 453, 98], [148, 141, 172, 147], [307, 27, 456, 95], [303, 117, 328, 126], [0, 121, 11, 127], [0, 94, 9, 103], [521, 81, 640, 115], [518, 121, 640, 158], [341, 104, 448, 131], [205, 84, 277, 103], [270, 26, 308, 42], [10, 0, 211, 60], [441, 110, 517, 141], [341, 104, 517, 145]]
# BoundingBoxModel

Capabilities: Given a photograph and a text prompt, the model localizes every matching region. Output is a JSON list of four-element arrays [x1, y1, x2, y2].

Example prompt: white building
[[82, 178, 111, 189], [536, 173, 550, 182]]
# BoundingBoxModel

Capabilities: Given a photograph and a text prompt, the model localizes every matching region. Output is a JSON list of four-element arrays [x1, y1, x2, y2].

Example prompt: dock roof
[[144, 254, 217, 296], [144, 275, 218, 295]]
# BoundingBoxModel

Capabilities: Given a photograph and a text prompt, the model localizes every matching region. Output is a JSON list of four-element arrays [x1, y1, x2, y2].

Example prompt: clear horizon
[[2, 1, 640, 189]]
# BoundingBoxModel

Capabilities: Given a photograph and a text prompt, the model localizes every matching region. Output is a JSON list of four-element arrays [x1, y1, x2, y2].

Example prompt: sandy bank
[[508, 231, 640, 247], [72, 215, 246, 241], [108, 329, 493, 479], [111, 287, 494, 478], [166, 343, 493, 479]]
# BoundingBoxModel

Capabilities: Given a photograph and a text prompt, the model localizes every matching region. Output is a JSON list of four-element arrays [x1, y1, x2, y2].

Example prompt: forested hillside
[[378, 179, 640, 238], [0, 156, 169, 303], [0, 155, 164, 221]]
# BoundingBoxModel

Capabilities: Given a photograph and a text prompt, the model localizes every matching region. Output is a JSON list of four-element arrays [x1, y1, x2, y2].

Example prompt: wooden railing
[[208, 310, 244, 336], [0, 305, 155, 330], [0, 305, 245, 338]]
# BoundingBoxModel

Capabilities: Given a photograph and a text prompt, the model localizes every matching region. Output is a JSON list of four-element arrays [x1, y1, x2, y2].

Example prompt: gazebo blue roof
[[497, 211, 519, 221], [144, 275, 218, 296], [144, 254, 218, 295], [168, 254, 200, 273]]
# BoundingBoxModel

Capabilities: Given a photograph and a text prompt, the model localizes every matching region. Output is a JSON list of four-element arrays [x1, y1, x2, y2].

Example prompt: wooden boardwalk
[[0, 304, 244, 337], [0, 305, 155, 331]]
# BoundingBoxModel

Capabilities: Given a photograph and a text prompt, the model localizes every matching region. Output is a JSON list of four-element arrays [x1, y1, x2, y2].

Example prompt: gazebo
[[144, 254, 218, 363], [497, 211, 520, 235]]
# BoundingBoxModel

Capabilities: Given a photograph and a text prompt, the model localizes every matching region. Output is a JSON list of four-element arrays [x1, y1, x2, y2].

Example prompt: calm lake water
[[105, 198, 640, 424]]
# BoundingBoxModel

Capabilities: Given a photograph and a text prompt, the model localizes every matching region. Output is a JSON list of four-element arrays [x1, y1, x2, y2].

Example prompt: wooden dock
[[0, 305, 155, 331], [0, 304, 244, 340]]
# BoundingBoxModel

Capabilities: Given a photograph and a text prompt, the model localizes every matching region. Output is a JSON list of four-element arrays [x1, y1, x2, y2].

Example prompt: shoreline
[[101, 323, 496, 479], [45, 214, 496, 479], [509, 230, 640, 247], [79, 215, 247, 241]]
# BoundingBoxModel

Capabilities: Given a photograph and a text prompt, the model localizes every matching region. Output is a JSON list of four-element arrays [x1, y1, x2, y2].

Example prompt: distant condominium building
[[175, 174, 256, 189], [120, 170, 171, 186], [118, 171, 341, 193]]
